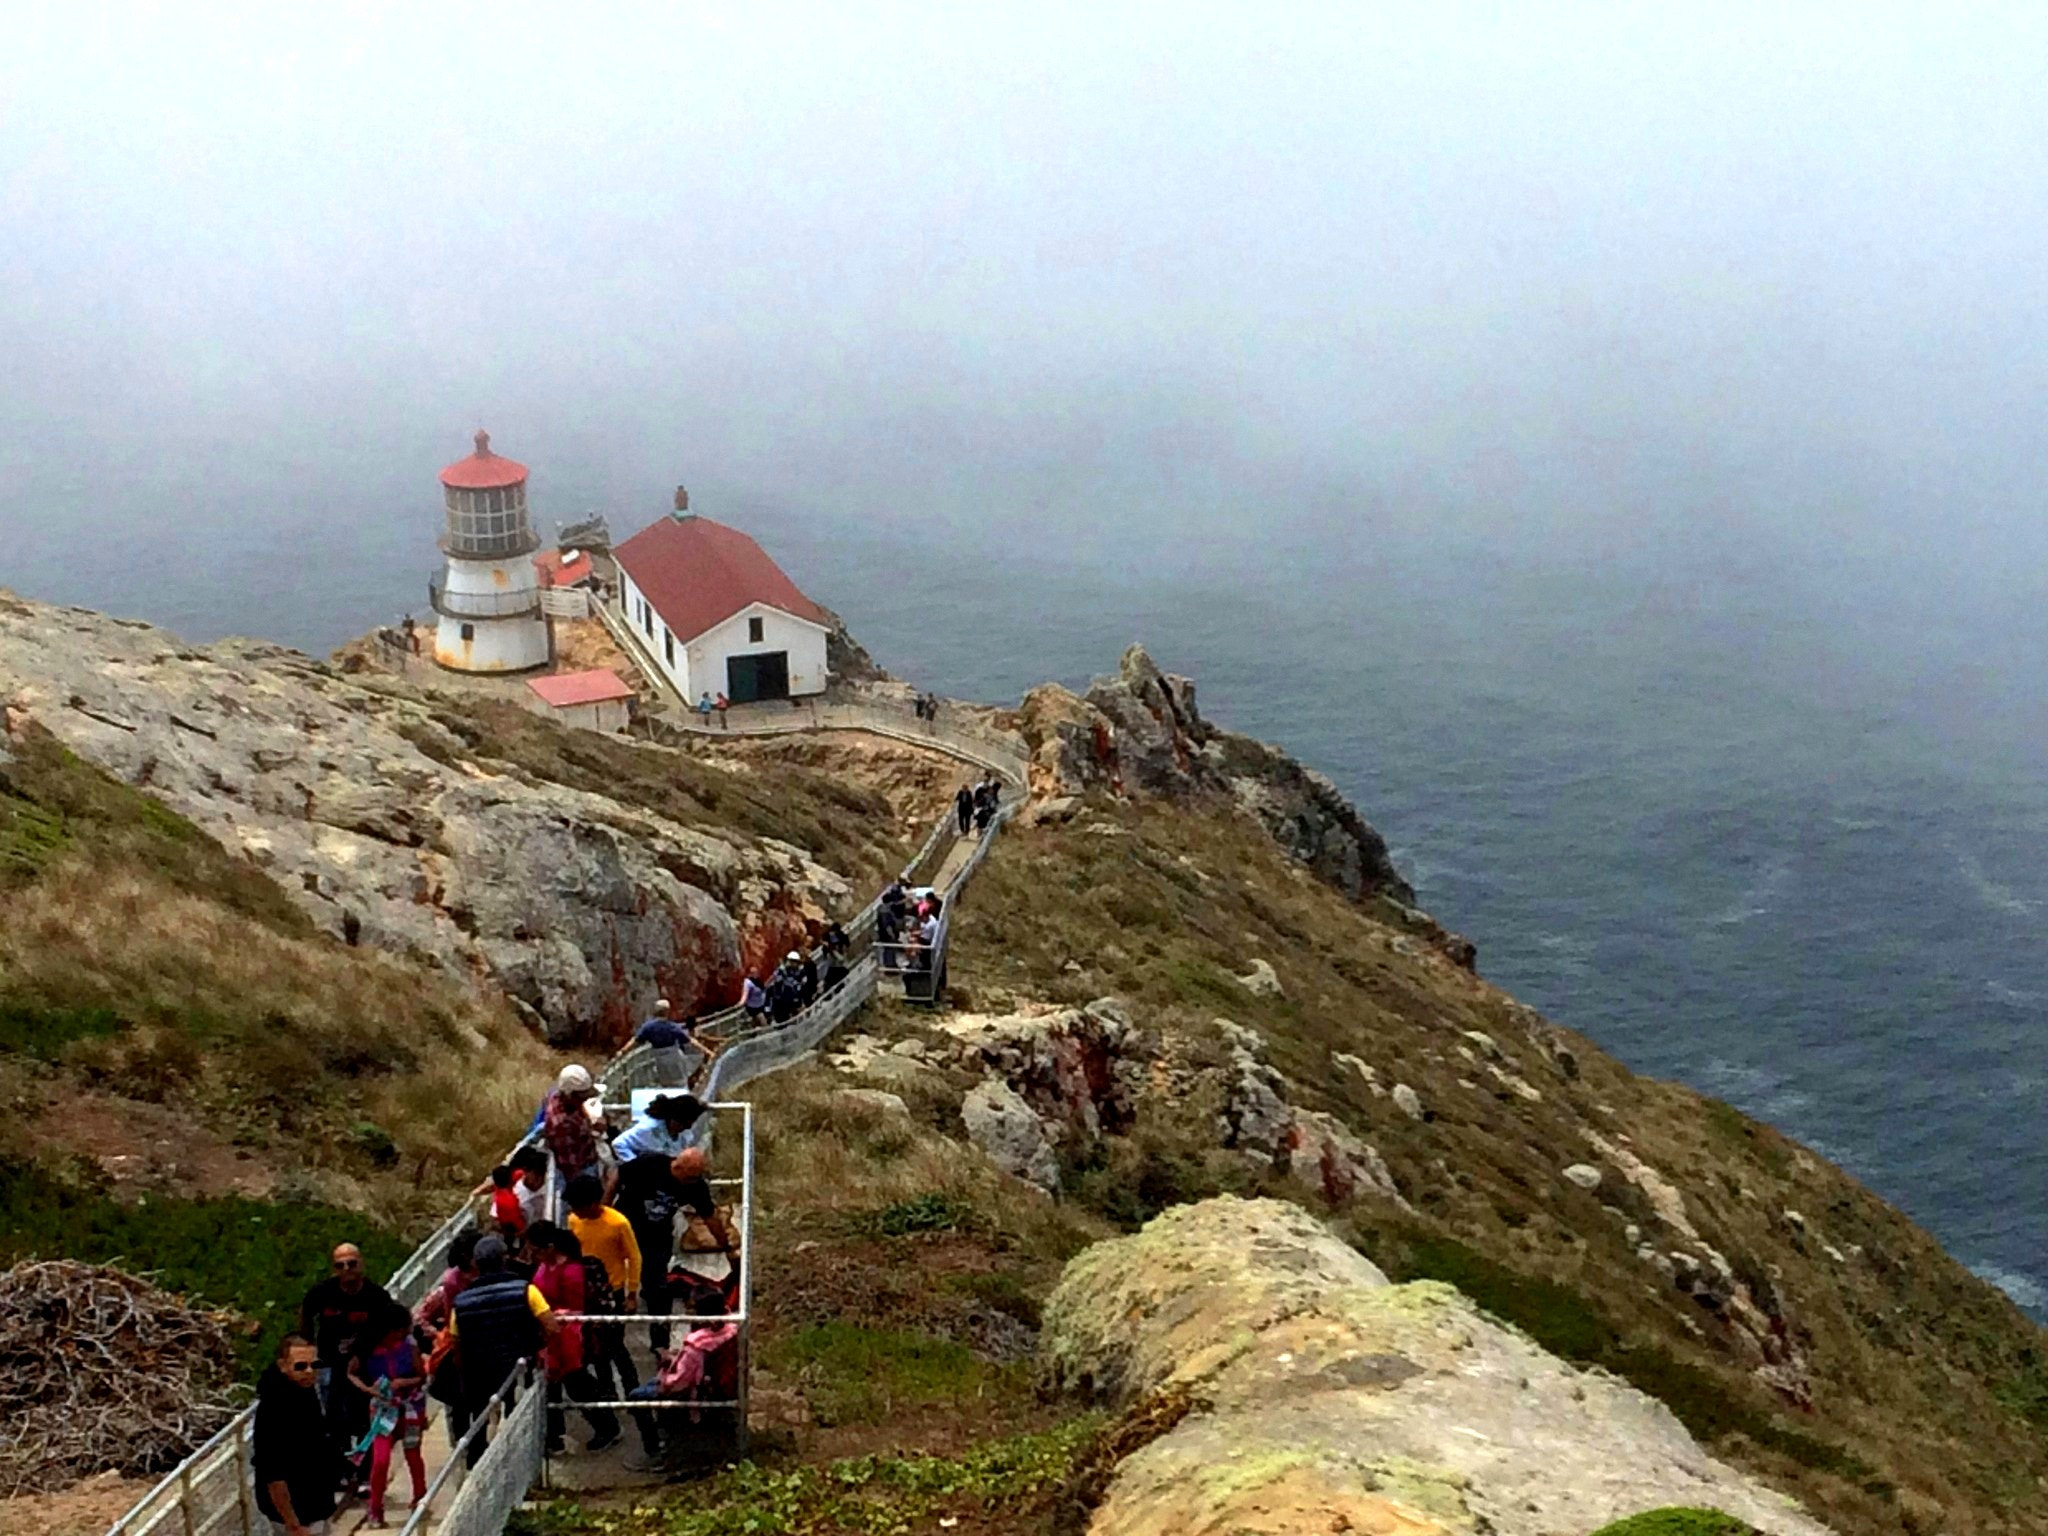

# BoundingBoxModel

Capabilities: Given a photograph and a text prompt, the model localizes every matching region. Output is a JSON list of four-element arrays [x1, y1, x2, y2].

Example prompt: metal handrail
[[107, 679, 1026, 1536], [427, 575, 544, 619]]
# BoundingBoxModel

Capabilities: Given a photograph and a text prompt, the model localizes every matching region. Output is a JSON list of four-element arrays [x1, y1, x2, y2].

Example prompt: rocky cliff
[[1041, 1197, 1826, 1536], [0, 595, 875, 1042], [1016, 645, 1476, 967]]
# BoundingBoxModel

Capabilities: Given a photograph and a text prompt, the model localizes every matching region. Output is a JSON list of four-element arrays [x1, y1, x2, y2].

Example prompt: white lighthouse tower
[[430, 429, 550, 673]]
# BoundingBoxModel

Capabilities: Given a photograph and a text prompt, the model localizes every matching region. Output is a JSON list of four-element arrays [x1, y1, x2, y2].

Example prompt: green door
[[726, 651, 790, 703]]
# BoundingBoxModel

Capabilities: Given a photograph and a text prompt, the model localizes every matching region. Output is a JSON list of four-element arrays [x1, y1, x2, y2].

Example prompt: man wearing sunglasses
[[299, 1243, 395, 1469], [254, 1335, 340, 1536]]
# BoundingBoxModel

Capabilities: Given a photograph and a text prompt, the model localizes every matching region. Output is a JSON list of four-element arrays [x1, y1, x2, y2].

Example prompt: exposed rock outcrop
[[0, 596, 851, 1042], [1216, 1021, 1407, 1209], [1041, 1197, 1828, 1536], [960, 1078, 1060, 1191], [1017, 645, 1477, 968]]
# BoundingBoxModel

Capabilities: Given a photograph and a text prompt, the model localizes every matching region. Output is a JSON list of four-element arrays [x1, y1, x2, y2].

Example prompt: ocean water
[[10, 495, 2047, 1314]]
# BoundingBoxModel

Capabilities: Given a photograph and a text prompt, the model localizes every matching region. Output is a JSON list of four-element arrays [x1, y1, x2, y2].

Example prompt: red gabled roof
[[527, 669, 635, 708], [613, 515, 830, 642], [441, 429, 528, 490]]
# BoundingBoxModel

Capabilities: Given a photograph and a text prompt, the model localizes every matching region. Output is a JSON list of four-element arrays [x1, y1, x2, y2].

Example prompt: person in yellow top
[[565, 1173, 645, 1403], [565, 1175, 643, 1299]]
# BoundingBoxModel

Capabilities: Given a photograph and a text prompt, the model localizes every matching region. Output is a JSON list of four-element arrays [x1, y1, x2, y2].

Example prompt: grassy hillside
[[948, 797, 2048, 1536], [0, 723, 548, 1343]]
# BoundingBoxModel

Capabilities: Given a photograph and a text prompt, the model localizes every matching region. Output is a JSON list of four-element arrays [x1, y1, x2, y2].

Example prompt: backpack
[[578, 1254, 619, 1316]]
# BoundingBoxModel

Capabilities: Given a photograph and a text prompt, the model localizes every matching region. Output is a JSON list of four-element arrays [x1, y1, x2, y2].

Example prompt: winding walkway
[[110, 703, 1028, 1536]]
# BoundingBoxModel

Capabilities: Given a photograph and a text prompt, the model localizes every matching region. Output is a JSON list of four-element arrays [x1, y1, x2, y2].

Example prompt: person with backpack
[[447, 1236, 556, 1467], [524, 1222, 624, 1454], [564, 1173, 643, 1404]]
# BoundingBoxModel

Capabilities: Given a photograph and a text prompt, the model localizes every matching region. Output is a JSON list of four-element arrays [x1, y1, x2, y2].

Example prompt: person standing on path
[[633, 1000, 691, 1086], [448, 1236, 556, 1466], [524, 1222, 624, 1454], [955, 783, 974, 834], [255, 1335, 339, 1536], [696, 692, 714, 722], [299, 1244, 394, 1469], [714, 692, 729, 728], [542, 1064, 607, 1192], [565, 1173, 645, 1403], [347, 1307, 429, 1527]]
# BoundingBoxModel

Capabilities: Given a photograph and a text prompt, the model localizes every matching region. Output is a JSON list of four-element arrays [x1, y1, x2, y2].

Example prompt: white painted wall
[[617, 569, 691, 699], [531, 696, 631, 733], [434, 554, 550, 672], [686, 602, 828, 701], [616, 574, 826, 703]]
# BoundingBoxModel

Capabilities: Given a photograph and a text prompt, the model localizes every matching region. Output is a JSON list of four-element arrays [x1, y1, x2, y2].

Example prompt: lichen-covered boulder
[[1040, 1197, 1829, 1536]]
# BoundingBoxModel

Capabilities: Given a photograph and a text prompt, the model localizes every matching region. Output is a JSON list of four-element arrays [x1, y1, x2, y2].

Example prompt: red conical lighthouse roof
[[440, 429, 528, 491]]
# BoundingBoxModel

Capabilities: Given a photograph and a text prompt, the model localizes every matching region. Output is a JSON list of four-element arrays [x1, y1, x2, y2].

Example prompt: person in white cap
[[540, 1064, 606, 1192]]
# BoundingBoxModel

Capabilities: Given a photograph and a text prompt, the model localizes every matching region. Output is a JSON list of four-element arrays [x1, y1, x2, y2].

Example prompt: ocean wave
[[1529, 930, 1594, 977], [1985, 979, 2042, 1009], [1970, 1260, 2048, 1313], [1708, 856, 1794, 927], [1953, 850, 2041, 920]]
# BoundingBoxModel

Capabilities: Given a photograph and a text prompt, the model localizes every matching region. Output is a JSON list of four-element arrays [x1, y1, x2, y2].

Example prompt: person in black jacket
[[448, 1236, 556, 1467], [298, 1243, 394, 1470], [254, 1335, 339, 1536]]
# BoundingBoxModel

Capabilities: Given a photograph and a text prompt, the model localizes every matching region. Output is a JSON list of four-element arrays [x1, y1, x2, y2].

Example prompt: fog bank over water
[[9, 4, 2048, 609], [10, 6, 2048, 1301]]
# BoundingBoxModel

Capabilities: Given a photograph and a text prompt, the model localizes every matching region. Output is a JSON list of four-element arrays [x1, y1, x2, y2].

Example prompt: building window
[[460, 623, 475, 641], [663, 628, 674, 665], [643, 602, 653, 638], [748, 616, 764, 643]]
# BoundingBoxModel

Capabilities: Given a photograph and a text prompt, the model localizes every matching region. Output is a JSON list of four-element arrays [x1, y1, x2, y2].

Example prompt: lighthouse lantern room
[[431, 430, 551, 673]]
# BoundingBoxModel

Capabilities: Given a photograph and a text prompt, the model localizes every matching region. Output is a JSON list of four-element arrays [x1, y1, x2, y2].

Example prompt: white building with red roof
[[613, 490, 830, 704], [430, 429, 551, 673]]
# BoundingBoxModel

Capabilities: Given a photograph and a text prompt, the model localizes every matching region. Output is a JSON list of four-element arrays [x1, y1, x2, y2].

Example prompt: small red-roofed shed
[[525, 668, 635, 733]]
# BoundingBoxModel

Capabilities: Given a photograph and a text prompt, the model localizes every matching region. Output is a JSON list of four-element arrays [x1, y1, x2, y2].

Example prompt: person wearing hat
[[447, 1235, 556, 1466], [541, 1065, 606, 1192]]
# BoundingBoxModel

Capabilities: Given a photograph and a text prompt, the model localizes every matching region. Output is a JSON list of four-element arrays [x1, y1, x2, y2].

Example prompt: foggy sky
[[6, 3, 2048, 630]]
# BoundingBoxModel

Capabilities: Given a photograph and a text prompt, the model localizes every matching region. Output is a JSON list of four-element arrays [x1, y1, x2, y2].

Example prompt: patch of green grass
[[511, 1416, 1105, 1536], [1588, 1510, 1754, 1536], [0, 999, 126, 1060], [0, 791, 69, 880], [869, 1192, 980, 1236], [0, 1162, 408, 1377], [759, 1322, 1021, 1427], [0, 725, 306, 930]]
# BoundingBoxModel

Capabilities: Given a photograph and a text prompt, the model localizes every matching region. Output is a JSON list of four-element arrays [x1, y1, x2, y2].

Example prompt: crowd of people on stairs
[[253, 1079, 745, 1531], [247, 758, 1013, 1531]]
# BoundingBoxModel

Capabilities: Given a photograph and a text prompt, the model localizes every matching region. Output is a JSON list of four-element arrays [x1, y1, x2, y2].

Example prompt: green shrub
[[1587, 1509, 1754, 1536], [869, 1192, 980, 1236], [0, 999, 124, 1060], [510, 1415, 1105, 1536]]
